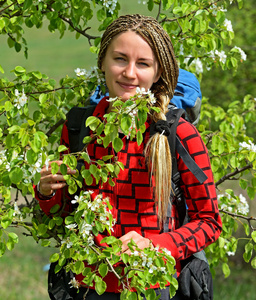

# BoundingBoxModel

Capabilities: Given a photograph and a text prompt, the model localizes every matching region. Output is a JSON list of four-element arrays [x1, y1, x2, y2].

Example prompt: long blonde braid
[[98, 14, 179, 223]]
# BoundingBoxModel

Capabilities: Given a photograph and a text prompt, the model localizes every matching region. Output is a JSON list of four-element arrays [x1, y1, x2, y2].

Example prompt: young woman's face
[[101, 31, 161, 101]]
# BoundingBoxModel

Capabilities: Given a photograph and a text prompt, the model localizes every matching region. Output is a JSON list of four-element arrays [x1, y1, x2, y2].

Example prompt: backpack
[[49, 70, 213, 300]]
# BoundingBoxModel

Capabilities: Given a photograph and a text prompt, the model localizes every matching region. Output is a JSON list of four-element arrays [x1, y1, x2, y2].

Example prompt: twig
[[156, 0, 162, 21], [0, 1, 17, 15], [220, 209, 256, 230], [46, 119, 65, 137], [215, 163, 253, 187]]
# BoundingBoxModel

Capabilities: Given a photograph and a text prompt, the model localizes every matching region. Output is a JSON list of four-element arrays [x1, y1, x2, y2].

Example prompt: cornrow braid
[[98, 14, 179, 224]]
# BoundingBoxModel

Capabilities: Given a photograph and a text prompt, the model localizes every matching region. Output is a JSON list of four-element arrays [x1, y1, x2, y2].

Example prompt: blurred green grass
[[0, 227, 56, 300]]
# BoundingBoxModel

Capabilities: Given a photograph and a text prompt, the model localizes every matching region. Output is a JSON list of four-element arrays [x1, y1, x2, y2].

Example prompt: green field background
[[0, 1, 255, 299]]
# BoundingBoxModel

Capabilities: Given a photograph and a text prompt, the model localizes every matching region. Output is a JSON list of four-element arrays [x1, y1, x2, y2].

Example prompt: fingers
[[119, 231, 151, 255], [39, 160, 76, 196]]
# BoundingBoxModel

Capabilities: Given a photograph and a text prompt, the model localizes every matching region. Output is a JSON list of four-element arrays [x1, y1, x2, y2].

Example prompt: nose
[[123, 62, 136, 79]]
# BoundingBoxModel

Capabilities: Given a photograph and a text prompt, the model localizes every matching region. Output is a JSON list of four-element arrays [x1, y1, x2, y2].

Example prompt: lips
[[117, 82, 138, 90]]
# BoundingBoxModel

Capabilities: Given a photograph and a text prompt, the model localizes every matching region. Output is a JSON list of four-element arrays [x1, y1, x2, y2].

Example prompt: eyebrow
[[112, 51, 154, 62]]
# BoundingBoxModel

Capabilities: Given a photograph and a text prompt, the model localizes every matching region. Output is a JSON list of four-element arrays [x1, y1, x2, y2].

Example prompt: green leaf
[[74, 260, 84, 274], [50, 253, 59, 263], [86, 116, 101, 131], [50, 204, 60, 214], [48, 219, 56, 230], [58, 145, 68, 153], [136, 130, 143, 146], [169, 276, 179, 298], [100, 236, 118, 245], [121, 114, 132, 134], [98, 263, 108, 278], [8, 232, 19, 243], [9, 168, 23, 184], [252, 231, 256, 243], [32, 71, 42, 79], [247, 187, 255, 200], [14, 66, 26, 74], [0, 64, 4, 74], [113, 137, 123, 152], [95, 277, 106, 295], [60, 163, 67, 175], [222, 262, 230, 278], [0, 242, 6, 257], [51, 162, 59, 175], [38, 224, 48, 236], [251, 257, 256, 269]]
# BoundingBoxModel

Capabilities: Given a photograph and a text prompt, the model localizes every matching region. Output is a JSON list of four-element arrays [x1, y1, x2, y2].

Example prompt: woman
[[36, 14, 222, 300]]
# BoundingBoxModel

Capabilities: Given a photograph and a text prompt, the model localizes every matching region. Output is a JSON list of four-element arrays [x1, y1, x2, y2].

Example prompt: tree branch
[[215, 163, 253, 187], [220, 209, 256, 230], [46, 118, 65, 137], [159, 0, 225, 24], [0, 1, 17, 15], [156, 0, 162, 21]]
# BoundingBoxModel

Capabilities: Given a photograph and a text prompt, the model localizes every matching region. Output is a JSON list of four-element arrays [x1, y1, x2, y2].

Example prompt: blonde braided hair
[[98, 14, 179, 223]]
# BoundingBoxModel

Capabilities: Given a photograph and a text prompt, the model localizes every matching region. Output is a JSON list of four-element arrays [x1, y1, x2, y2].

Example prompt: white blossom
[[135, 87, 156, 104], [162, 248, 172, 257], [80, 221, 93, 238], [61, 238, 73, 248], [13, 202, 23, 221], [210, 50, 227, 64], [106, 96, 118, 102], [233, 46, 247, 61], [133, 260, 139, 267], [223, 19, 233, 32], [69, 277, 80, 289], [101, 0, 117, 14], [210, 4, 227, 16], [74, 68, 87, 77], [66, 223, 77, 230], [239, 140, 256, 153], [14, 89, 28, 109], [218, 192, 249, 216]]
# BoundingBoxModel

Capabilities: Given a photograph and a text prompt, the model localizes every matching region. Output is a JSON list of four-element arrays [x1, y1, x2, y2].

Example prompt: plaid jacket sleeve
[[150, 118, 222, 261]]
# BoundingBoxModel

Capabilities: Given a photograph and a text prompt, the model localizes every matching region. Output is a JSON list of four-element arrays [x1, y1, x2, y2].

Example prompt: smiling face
[[101, 31, 162, 101]]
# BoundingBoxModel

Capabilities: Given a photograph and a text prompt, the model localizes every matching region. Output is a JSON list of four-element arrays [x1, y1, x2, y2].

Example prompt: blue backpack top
[[90, 68, 202, 126]]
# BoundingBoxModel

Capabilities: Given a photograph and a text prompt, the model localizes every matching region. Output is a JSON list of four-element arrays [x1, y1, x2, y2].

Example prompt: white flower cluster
[[70, 191, 116, 234], [223, 19, 233, 32], [239, 140, 256, 153], [0, 150, 11, 171], [101, 0, 117, 14], [186, 58, 204, 74], [210, 50, 227, 64], [138, 0, 147, 4], [218, 193, 250, 216], [223, 239, 236, 256], [210, 4, 227, 16], [69, 277, 80, 289], [61, 237, 74, 249], [233, 46, 247, 61], [131, 246, 171, 274], [136, 87, 156, 105], [13, 202, 23, 221], [14, 89, 27, 110], [74, 67, 105, 86]]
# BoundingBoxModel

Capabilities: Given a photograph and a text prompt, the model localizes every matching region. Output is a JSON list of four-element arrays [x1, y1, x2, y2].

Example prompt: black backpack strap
[[162, 108, 207, 230], [66, 105, 96, 153]]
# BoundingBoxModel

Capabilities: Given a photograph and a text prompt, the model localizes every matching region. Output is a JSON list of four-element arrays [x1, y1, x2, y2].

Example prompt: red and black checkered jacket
[[36, 97, 222, 292]]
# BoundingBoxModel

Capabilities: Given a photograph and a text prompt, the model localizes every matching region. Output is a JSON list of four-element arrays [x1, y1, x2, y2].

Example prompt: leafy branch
[[216, 162, 253, 186]]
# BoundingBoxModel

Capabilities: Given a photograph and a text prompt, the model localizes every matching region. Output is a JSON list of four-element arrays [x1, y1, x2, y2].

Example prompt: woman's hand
[[38, 160, 76, 196], [119, 231, 153, 255]]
